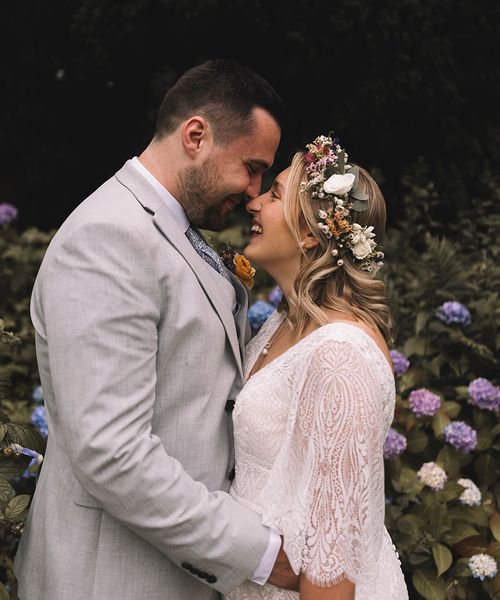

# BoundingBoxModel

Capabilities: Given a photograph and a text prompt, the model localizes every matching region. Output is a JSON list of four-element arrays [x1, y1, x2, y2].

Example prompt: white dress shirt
[[130, 157, 281, 585]]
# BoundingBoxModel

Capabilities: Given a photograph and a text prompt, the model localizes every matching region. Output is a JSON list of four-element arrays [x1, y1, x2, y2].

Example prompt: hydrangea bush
[[380, 169, 500, 599], [1, 212, 51, 597]]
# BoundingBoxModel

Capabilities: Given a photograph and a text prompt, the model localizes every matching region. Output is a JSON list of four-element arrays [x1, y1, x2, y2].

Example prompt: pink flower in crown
[[304, 152, 315, 165]]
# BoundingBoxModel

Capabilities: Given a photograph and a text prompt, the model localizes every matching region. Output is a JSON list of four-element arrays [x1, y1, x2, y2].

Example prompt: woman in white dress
[[226, 135, 408, 599]]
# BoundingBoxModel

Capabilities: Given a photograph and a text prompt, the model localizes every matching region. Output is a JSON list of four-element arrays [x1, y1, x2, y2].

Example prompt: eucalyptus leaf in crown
[[303, 134, 384, 273]]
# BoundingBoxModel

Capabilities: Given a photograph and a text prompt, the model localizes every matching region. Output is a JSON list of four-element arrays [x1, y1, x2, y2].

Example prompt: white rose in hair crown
[[303, 133, 384, 273]]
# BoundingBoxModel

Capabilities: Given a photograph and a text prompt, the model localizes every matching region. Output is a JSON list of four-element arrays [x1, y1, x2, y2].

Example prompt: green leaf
[[416, 311, 429, 334], [444, 524, 480, 544], [0, 582, 11, 600], [5, 494, 30, 520], [491, 513, 500, 542], [0, 477, 13, 503], [404, 335, 427, 357], [0, 423, 7, 444], [443, 401, 462, 419], [475, 453, 499, 487], [450, 506, 489, 527], [6, 423, 46, 454], [412, 568, 447, 600], [432, 412, 451, 437], [0, 453, 30, 480], [432, 543, 453, 576], [406, 428, 429, 453]]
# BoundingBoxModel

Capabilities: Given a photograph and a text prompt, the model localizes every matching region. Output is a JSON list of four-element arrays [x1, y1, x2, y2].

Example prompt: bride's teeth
[[251, 224, 263, 234]]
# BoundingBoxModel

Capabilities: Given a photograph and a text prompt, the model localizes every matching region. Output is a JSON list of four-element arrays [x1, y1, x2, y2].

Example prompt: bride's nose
[[245, 195, 263, 214]]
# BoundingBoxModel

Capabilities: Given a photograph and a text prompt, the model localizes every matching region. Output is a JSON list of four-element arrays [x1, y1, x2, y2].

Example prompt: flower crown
[[303, 134, 384, 273]]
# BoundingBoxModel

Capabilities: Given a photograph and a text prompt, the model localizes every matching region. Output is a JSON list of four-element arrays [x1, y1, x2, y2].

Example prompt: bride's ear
[[299, 232, 319, 250]]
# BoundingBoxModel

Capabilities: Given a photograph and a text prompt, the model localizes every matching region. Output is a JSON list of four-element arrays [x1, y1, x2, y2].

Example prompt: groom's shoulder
[[60, 166, 150, 233]]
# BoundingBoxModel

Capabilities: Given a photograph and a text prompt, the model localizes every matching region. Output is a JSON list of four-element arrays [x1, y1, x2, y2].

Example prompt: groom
[[14, 60, 296, 599]]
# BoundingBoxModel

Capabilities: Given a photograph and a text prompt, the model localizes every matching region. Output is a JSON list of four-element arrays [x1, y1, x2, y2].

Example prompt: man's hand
[[267, 539, 300, 591]]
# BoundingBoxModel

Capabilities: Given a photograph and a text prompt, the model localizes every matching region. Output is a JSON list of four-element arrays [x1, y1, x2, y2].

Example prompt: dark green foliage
[[3, 0, 500, 228]]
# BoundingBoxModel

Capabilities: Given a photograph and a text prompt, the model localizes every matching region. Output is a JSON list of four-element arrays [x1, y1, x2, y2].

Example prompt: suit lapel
[[115, 160, 243, 377]]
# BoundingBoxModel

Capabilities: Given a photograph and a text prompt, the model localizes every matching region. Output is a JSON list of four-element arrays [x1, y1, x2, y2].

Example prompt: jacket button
[[207, 575, 217, 584], [225, 399, 235, 412], [228, 466, 235, 481]]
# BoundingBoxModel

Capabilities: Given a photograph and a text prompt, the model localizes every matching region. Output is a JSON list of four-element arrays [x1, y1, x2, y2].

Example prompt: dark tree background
[[3, 0, 500, 230]]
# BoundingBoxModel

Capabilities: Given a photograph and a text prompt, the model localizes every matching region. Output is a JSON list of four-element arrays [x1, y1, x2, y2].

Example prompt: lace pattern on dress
[[228, 319, 408, 598]]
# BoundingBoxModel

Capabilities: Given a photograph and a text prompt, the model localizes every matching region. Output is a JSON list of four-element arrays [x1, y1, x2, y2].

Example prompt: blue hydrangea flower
[[408, 388, 441, 417], [389, 349, 410, 376], [268, 286, 283, 308], [11, 443, 44, 479], [468, 378, 500, 412], [248, 300, 275, 334], [0, 202, 18, 225], [443, 421, 477, 453], [31, 405, 48, 437], [436, 301, 471, 326], [383, 428, 407, 459], [32, 385, 44, 404]]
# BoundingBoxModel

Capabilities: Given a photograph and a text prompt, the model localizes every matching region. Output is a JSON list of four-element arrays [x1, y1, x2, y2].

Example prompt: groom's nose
[[245, 173, 263, 200]]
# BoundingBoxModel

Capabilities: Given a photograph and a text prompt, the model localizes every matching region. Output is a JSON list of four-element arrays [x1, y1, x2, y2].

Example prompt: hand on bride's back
[[267, 542, 300, 591]]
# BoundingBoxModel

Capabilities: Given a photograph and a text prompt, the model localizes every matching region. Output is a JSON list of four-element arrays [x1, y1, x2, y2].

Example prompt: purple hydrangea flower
[[268, 286, 283, 308], [436, 301, 471, 326], [32, 385, 44, 404], [408, 388, 441, 417], [389, 349, 410, 376], [443, 421, 477, 453], [31, 405, 48, 437], [383, 427, 407, 459], [248, 300, 275, 334], [468, 378, 500, 412], [0, 202, 18, 225]]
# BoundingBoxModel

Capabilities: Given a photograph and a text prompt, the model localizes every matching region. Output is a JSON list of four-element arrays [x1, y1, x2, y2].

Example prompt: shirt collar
[[131, 156, 190, 233]]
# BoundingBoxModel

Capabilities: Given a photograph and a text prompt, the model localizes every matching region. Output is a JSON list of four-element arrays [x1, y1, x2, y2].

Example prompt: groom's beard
[[178, 158, 242, 231]]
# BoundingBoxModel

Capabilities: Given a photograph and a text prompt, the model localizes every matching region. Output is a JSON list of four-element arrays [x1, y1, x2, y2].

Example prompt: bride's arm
[[299, 573, 354, 599]]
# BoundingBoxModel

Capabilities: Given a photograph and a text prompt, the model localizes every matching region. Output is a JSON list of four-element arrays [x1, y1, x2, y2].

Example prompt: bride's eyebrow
[[273, 181, 284, 194]]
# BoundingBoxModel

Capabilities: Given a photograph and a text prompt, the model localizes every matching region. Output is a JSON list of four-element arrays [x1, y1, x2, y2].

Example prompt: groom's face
[[178, 108, 280, 231]]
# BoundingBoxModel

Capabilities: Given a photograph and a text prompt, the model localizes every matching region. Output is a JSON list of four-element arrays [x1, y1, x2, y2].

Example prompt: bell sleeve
[[255, 336, 388, 588]]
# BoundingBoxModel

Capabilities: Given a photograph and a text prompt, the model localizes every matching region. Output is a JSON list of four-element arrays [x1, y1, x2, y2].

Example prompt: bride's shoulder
[[307, 321, 392, 369]]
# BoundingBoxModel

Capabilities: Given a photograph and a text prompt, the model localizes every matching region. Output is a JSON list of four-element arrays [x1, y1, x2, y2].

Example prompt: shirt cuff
[[249, 528, 282, 585]]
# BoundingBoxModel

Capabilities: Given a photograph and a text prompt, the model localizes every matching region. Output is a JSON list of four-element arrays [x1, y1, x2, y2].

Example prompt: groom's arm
[[33, 218, 271, 595]]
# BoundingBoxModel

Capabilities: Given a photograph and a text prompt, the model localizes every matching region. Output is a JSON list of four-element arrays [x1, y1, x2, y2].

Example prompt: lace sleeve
[[256, 336, 387, 588]]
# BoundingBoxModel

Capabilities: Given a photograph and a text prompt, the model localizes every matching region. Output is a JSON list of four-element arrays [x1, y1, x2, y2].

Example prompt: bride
[[226, 135, 408, 599]]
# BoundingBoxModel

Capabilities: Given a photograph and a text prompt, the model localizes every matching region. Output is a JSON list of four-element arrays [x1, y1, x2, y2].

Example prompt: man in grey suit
[[14, 60, 296, 599]]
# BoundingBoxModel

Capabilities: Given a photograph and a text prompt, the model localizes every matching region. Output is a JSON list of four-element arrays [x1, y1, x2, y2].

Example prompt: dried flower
[[443, 421, 477, 453], [389, 349, 410, 376], [408, 388, 441, 417], [383, 428, 407, 459], [417, 461, 447, 491], [436, 301, 471, 326], [467, 378, 500, 412]]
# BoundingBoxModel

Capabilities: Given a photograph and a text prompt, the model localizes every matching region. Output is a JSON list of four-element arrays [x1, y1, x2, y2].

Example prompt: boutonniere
[[218, 244, 256, 290]]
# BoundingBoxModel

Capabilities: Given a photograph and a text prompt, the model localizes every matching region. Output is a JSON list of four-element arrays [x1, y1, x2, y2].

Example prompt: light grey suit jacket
[[14, 161, 269, 600]]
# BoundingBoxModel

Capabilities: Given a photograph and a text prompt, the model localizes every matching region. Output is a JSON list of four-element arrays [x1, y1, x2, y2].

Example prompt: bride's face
[[244, 167, 302, 272]]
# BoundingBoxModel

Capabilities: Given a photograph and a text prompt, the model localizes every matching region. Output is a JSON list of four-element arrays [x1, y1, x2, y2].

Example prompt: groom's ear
[[181, 116, 212, 159]]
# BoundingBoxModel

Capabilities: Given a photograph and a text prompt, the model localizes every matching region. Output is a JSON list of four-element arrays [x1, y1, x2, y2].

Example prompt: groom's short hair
[[154, 59, 284, 146]]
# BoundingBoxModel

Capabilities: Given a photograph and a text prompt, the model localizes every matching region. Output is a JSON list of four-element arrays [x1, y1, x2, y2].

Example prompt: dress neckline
[[247, 317, 393, 383]]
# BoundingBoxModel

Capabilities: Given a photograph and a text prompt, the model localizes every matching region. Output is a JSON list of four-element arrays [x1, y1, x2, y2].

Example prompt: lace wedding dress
[[226, 311, 408, 599]]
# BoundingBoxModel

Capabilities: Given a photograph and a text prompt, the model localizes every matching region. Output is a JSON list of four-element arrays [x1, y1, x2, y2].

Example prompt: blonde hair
[[282, 152, 393, 344]]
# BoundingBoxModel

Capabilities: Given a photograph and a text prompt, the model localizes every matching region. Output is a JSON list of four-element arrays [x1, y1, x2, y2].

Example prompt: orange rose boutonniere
[[233, 254, 256, 289], [218, 244, 256, 290]]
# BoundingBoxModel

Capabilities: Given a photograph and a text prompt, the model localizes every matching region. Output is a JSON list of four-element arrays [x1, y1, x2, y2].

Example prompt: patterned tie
[[185, 225, 232, 283]]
